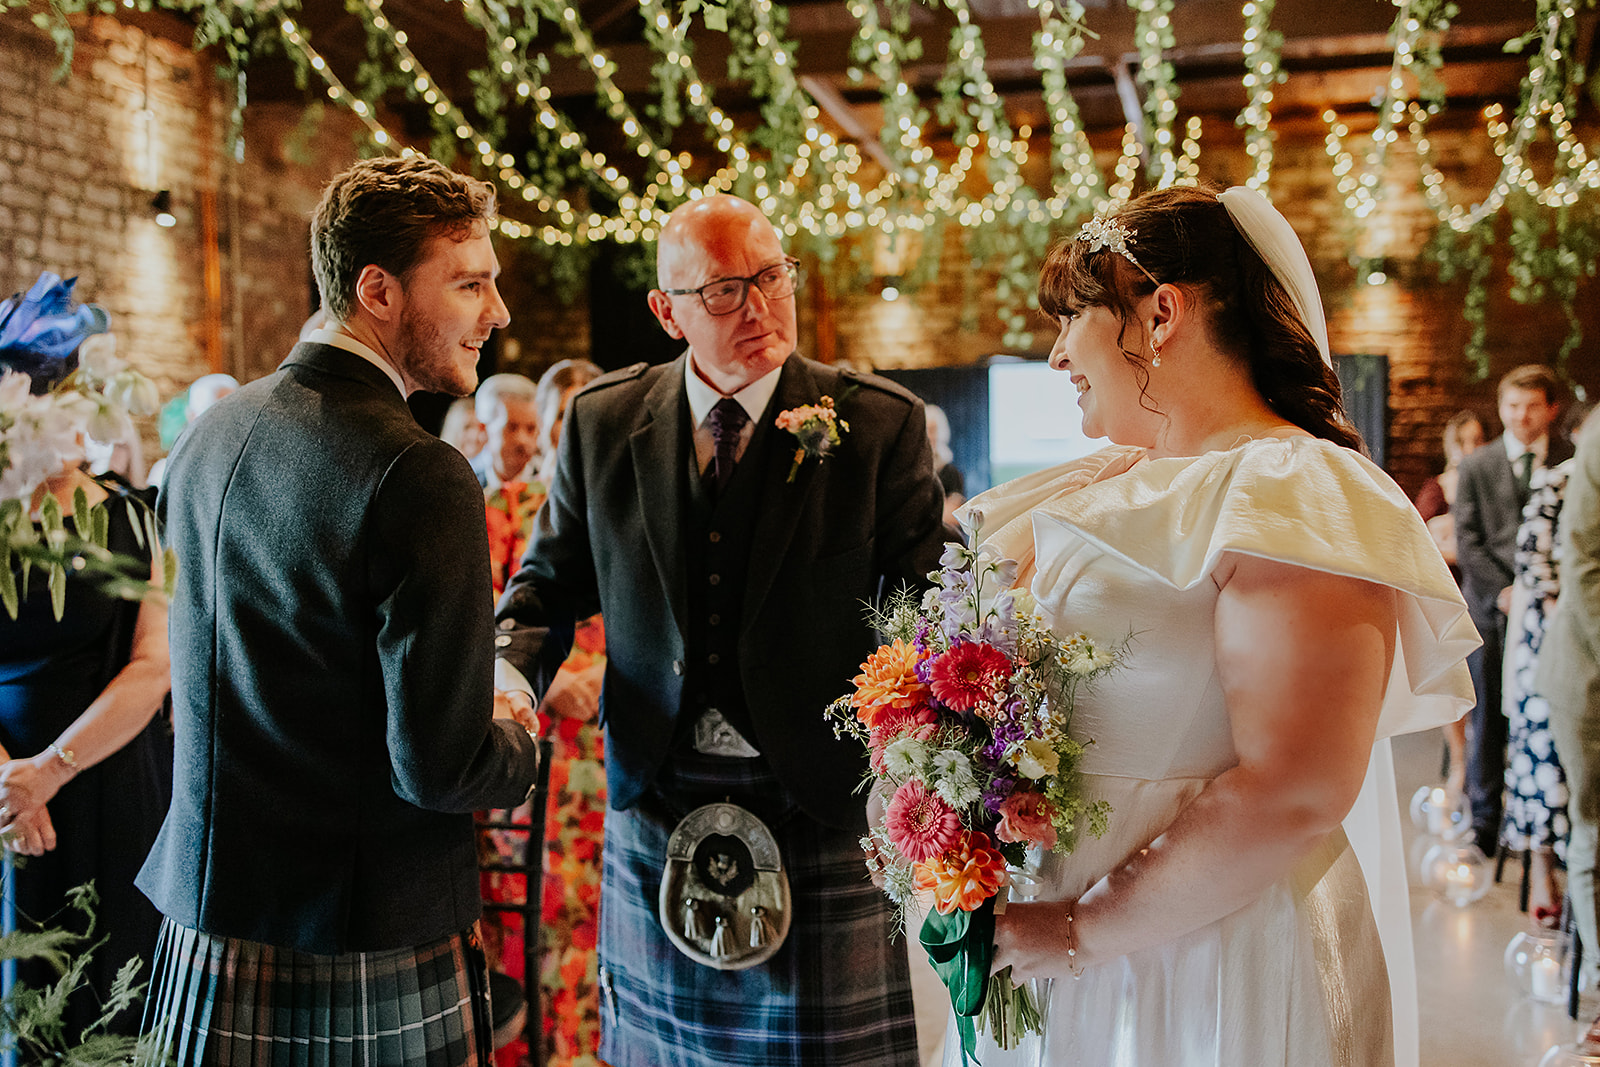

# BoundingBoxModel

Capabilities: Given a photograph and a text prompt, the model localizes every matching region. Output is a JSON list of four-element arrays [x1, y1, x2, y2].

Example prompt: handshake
[[493, 688, 539, 734]]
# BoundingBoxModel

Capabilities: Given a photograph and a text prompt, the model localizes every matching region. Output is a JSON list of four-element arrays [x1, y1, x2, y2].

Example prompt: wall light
[[152, 189, 176, 228], [880, 275, 902, 302]]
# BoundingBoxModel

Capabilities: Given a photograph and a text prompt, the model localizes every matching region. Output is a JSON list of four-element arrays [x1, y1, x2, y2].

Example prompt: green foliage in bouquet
[[0, 879, 164, 1065]]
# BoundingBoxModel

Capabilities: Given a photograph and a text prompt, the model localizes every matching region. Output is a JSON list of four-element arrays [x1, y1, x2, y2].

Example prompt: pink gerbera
[[928, 640, 1012, 713], [885, 778, 961, 863]]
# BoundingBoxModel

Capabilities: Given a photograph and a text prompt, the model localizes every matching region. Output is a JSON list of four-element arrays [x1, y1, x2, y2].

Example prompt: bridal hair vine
[[1076, 215, 1160, 285]]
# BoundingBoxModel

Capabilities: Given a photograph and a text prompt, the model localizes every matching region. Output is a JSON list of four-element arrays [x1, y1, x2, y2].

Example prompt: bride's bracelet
[[1065, 900, 1084, 980]]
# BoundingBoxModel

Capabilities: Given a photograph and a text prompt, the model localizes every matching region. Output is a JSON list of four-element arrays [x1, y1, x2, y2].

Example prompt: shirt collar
[[1501, 430, 1548, 463], [307, 327, 407, 397], [683, 350, 784, 429]]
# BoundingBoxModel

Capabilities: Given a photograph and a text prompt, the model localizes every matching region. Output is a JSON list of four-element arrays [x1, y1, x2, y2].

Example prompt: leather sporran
[[658, 802, 791, 970]]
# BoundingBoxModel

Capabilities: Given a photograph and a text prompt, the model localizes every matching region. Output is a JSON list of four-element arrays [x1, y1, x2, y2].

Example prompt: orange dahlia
[[851, 639, 933, 728], [913, 830, 1010, 914]]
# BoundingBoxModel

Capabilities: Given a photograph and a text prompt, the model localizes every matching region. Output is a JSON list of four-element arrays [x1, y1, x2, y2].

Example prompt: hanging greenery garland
[[4, 0, 1597, 370]]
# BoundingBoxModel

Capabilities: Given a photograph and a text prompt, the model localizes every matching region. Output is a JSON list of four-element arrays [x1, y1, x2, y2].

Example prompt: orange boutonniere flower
[[913, 830, 1010, 914], [851, 638, 933, 728]]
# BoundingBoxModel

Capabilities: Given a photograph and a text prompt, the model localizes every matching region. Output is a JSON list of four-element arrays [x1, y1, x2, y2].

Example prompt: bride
[[949, 185, 1479, 1066]]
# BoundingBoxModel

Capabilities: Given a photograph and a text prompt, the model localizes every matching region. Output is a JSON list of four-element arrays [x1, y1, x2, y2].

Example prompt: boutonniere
[[775, 395, 849, 482]]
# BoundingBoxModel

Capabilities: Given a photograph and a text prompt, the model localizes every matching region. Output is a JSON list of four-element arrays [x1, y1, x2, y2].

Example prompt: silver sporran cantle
[[658, 802, 791, 969]]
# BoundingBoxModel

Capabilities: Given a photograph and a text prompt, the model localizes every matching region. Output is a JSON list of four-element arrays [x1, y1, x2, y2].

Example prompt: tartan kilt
[[138, 919, 494, 1067], [598, 751, 918, 1067]]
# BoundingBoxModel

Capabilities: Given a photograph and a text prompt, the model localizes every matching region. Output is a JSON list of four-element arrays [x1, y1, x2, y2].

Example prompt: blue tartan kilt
[[138, 919, 493, 1067], [598, 751, 918, 1067]]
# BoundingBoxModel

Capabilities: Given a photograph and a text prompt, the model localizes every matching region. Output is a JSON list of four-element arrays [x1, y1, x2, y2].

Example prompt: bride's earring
[[1150, 341, 1163, 369]]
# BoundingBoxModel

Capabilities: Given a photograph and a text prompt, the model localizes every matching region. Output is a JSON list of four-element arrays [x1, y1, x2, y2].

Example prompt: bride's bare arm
[[992, 553, 1397, 979]]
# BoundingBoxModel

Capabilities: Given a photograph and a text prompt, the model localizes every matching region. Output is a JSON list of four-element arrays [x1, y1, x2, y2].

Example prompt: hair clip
[[1076, 215, 1160, 285]]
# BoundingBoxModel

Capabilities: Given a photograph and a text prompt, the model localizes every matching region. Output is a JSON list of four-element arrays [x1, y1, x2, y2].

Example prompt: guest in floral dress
[[482, 361, 607, 1066], [1503, 459, 1576, 925]]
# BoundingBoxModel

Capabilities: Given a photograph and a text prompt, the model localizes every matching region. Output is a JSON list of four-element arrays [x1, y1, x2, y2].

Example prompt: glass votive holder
[[1506, 929, 1572, 1004], [1409, 784, 1469, 838], [1421, 840, 1493, 907], [1538, 1044, 1600, 1066]]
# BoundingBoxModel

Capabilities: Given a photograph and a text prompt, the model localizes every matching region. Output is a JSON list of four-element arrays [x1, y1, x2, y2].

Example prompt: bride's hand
[[992, 900, 1082, 981]]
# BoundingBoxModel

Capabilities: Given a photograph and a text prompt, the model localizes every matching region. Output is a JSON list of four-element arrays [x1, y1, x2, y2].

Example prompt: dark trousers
[[1465, 611, 1508, 850]]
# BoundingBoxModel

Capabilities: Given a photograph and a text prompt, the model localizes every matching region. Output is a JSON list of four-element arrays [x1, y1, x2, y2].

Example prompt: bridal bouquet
[[826, 542, 1123, 1062]]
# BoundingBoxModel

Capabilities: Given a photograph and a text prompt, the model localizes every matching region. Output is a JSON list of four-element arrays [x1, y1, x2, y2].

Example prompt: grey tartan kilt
[[598, 750, 918, 1067], [138, 919, 493, 1067]]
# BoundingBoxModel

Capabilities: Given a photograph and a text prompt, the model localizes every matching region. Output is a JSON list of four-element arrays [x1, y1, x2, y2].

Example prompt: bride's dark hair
[[1037, 185, 1361, 451]]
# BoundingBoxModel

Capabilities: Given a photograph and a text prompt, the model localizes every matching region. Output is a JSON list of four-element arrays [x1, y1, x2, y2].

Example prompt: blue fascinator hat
[[0, 272, 111, 390]]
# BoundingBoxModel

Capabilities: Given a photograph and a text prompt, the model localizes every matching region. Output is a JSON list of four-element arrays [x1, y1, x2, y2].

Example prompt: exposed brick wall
[[4, 10, 1594, 493], [0, 13, 222, 409]]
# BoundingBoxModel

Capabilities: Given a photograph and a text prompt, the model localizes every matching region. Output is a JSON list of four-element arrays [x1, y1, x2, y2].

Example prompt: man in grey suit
[[494, 194, 943, 1066], [1455, 363, 1568, 851], [141, 156, 541, 1066], [1541, 411, 1599, 989]]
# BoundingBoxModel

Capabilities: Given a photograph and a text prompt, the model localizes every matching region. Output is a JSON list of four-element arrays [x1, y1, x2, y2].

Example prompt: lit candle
[[1444, 863, 1475, 904], [1532, 955, 1562, 1000]]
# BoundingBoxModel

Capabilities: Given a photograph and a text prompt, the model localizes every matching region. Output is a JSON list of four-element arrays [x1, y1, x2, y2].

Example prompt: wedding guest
[[534, 358, 602, 480], [441, 395, 488, 459], [1541, 408, 1600, 993], [0, 352, 170, 1040], [494, 193, 944, 1066], [479, 356, 608, 1067], [1415, 410, 1486, 803], [1503, 450, 1577, 925], [472, 372, 541, 491], [1457, 364, 1569, 852], [959, 186, 1476, 1066], [138, 154, 541, 1066], [1416, 410, 1487, 566], [925, 402, 966, 530], [147, 373, 238, 489]]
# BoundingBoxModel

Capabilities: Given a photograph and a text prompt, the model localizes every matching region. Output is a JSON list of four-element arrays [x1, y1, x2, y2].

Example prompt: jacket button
[[709, 531, 722, 543], [708, 573, 721, 586], [709, 614, 721, 626], [494, 634, 512, 648], [672, 659, 685, 676], [498, 619, 515, 631], [708, 653, 721, 665]]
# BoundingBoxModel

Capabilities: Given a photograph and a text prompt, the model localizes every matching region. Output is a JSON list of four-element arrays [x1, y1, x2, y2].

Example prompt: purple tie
[[706, 398, 749, 493]]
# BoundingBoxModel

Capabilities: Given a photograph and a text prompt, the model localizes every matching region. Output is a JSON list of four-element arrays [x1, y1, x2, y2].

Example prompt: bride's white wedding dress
[[947, 436, 1478, 1067]]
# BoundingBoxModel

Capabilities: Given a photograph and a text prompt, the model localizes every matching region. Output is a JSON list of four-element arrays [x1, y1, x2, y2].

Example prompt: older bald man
[[494, 194, 942, 1065]]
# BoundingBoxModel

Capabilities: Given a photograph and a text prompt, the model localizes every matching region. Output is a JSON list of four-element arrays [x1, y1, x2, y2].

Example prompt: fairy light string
[[1237, 0, 1283, 194]]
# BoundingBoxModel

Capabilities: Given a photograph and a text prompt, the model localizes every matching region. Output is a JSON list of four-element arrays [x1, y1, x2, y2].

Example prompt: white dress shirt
[[306, 327, 407, 397], [1502, 430, 1549, 477], [683, 350, 784, 475]]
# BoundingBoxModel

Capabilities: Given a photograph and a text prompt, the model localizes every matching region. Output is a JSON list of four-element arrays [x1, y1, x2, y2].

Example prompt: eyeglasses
[[663, 258, 800, 316]]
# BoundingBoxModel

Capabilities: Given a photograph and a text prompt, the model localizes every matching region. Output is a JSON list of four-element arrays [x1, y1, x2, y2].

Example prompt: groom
[[494, 193, 944, 1065]]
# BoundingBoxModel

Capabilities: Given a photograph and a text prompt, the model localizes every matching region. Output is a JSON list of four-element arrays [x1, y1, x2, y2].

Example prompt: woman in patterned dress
[[482, 358, 608, 1067], [1503, 458, 1575, 925]]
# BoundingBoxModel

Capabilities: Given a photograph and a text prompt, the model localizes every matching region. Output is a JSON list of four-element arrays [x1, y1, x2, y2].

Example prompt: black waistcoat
[[677, 401, 779, 747]]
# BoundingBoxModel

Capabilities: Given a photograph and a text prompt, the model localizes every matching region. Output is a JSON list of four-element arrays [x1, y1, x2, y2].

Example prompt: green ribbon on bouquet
[[919, 897, 996, 1066]]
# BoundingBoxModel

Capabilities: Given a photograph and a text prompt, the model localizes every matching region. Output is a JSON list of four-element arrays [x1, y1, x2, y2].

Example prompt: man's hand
[[494, 688, 539, 733], [541, 662, 603, 723], [1497, 584, 1514, 615]]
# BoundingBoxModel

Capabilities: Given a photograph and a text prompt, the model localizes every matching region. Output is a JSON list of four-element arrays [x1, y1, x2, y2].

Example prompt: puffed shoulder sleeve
[[1030, 436, 1481, 741]]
